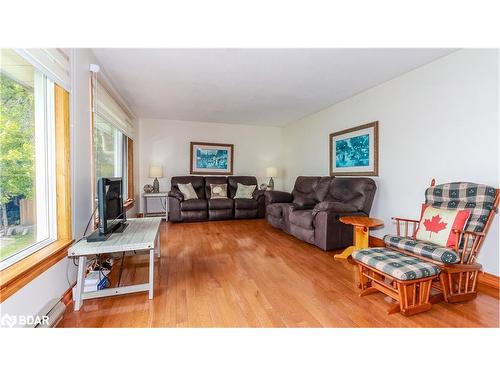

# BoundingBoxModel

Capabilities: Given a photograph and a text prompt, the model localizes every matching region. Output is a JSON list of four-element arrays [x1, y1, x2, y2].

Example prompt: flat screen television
[[87, 177, 127, 242]]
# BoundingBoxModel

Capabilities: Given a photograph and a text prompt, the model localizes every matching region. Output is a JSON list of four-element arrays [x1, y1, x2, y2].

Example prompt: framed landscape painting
[[329, 121, 378, 176], [190, 142, 234, 175]]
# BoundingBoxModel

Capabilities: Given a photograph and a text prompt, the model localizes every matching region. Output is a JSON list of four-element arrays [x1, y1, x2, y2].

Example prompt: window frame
[[0, 65, 58, 270], [0, 84, 72, 302]]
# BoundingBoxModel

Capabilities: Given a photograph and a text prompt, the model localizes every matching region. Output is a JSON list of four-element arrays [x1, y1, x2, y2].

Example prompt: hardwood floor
[[60, 219, 500, 328]]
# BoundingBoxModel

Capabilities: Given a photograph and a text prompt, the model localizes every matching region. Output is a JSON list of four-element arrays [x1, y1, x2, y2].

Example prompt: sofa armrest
[[168, 190, 184, 201], [293, 197, 317, 209], [252, 189, 266, 201], [265, 190, 293, 205], [313, 210, 367, 250], [312, 201, 358, 215]]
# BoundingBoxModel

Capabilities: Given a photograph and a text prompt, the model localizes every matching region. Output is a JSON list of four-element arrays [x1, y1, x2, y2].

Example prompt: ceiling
[[92, 48, 455, 127]]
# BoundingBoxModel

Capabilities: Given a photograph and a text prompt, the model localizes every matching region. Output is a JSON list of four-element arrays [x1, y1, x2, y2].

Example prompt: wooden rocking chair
[[387, 179, 499, 303]]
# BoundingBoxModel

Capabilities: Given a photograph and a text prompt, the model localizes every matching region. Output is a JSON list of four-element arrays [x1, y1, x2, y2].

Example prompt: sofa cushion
[[383, 235, 459, 264], [325, 178, 376, 214], [292, 176, 322, 202], [425, 182, 497, 233], [234, 198, 258, 210], [181, 199, 208, 211], [352, 247, 441, 281], [289, 210, 314, 230], [208, 198, 233, 210]]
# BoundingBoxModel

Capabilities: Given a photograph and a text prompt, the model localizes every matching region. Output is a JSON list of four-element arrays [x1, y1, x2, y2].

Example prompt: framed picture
[[329, 121, 379, 176], [190, 142, 234, 175]]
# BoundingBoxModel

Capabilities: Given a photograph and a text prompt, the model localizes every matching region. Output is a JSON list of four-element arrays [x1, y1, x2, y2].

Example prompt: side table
[[334, 216, 384, 260], [143, 192, 168, 217]]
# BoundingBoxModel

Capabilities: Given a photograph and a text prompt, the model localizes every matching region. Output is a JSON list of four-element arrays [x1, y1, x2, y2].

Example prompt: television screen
[[98, 177, 125, 235]]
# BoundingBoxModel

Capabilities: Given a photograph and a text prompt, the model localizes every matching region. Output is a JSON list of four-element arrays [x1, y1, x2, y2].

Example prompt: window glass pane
[[0, 50, 39, 261], [93, 115, 124, 185]]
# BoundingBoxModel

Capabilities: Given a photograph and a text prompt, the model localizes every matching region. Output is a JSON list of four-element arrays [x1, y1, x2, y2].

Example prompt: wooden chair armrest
[[391, 217, 420, 237], [391, 217, 420, 223], [452, 229, 485, 237]]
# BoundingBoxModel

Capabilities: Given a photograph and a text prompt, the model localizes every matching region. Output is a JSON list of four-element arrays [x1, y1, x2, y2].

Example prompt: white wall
[[137, 118, 284, 214], [283, 49, 499, 275], [0, 49, 116, 324]]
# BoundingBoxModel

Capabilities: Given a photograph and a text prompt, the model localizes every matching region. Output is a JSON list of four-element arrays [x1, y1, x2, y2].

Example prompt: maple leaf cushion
[[415, 205, 470, 248]]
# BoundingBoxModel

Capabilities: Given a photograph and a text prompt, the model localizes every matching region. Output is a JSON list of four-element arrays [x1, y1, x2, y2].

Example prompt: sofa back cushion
[[324, 178, 376, 214], [204, 176, 228, 198], [228, 176, 258, 198], [171, 176, 206, 199], [291, 176, 322, 203], [425, 182, 497, 233]]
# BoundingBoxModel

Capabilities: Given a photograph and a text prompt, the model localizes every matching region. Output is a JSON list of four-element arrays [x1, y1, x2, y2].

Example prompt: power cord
[[66, 205, 99, 288]]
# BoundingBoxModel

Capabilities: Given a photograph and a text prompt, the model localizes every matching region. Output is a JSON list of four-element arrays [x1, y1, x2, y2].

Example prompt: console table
[[68, 217, 162, 311]]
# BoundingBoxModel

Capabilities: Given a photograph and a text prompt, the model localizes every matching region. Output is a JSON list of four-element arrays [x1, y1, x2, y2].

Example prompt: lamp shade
[[266, 167, 278, 178], [149, 165, 163, 178]]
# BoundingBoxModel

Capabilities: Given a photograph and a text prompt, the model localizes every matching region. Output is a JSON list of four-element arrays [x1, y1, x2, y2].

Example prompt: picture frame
[[190, 142, 234, 175], [329, 121, 379, 176]]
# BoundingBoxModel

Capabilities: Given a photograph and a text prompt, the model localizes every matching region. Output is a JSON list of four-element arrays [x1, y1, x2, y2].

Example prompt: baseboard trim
[[478, 271, 499, 290], [368, 235, 499, 297], [61, 282, 75, 307]]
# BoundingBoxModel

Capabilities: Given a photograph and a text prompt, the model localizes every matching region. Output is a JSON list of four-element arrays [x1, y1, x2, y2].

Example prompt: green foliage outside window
[[0, 73, 35, 227]]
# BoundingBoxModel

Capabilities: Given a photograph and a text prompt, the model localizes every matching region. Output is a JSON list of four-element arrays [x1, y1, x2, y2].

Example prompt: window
[[93, 115, 128, 199], [0, 49, 57, 269], [91, 78, 134, 210]]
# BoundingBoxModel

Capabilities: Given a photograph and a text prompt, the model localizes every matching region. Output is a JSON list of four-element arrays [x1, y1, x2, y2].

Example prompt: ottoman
[[352, 247, 441, 316]]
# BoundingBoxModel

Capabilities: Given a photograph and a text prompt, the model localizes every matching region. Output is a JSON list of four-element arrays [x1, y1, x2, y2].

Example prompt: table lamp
[[266, 167, 277, 190], [149, 165, 163, 193]]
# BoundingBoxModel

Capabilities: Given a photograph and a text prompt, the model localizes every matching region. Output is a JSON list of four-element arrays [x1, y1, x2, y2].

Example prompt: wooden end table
[[334, 216, 384, 260]]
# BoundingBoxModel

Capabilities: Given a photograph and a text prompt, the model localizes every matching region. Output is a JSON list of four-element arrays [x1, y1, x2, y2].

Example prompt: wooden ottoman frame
[[357, 262, 438, 316]]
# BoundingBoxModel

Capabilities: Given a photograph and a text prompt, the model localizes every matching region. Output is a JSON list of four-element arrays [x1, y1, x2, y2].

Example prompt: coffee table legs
[[74, 255, 87, 311], [149, 248, 154, 299], [334, 225, 369, 260]]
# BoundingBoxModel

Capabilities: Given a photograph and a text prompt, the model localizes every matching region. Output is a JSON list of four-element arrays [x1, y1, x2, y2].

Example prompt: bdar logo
[[1, 313, 17, 328]]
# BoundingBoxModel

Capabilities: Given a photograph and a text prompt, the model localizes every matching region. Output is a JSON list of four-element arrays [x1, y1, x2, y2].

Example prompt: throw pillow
[[415, 204, 470, 248], [210, 183, 228, 199], [234, 183, 256, 199], [177, 183, 198, 200]]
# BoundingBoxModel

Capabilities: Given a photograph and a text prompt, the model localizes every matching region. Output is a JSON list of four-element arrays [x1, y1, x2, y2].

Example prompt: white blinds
[[14, 49, 70, 91], [93, 79, 134, 139]]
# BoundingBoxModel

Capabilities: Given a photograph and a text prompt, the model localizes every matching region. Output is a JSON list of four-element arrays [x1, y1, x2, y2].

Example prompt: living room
[[1, 1, 499, 374]]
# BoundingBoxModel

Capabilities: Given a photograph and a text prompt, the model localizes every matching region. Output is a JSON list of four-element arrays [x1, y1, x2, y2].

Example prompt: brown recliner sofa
[[168, 175, 265, 222], [265, 176, 376, 250]]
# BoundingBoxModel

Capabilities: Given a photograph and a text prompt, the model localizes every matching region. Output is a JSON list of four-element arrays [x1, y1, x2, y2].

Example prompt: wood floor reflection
[[60, 220, 499, 328]]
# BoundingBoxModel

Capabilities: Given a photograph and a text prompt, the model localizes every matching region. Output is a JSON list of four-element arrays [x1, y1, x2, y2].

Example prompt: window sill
[[0, 238, 73, 303], [124, 198, 135, 211]]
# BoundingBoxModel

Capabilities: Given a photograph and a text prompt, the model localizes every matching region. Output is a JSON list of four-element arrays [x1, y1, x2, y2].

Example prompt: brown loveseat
[[168, 176, 265, 222], [265, 176, 376, 250]]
